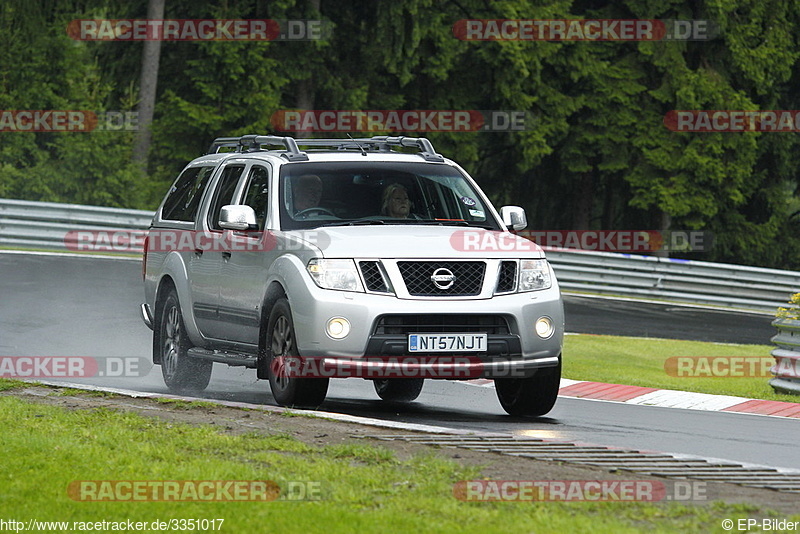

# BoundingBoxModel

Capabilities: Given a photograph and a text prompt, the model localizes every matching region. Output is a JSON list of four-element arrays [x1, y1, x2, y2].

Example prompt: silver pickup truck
[[141, 135, 564, 415]]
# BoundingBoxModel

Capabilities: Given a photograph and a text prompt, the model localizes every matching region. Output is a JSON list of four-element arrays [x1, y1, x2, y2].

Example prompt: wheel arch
[[256, 281, 288, 379], [152, 275, 177, 365]]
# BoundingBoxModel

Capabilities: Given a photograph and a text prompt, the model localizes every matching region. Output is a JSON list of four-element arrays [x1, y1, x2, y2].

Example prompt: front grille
[[359, 261, 390, 292], [397, 261, 485, 296], [374, 314, 510, 335], [495, 261, 517, 293]]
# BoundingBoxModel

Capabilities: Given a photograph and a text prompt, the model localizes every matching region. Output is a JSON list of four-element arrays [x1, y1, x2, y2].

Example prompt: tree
[[132, 0, 165, 170]]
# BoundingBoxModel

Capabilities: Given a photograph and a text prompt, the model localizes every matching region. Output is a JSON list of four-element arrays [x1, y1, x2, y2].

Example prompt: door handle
[[222, 251, 232, 260], [194, 249, 203, 257]]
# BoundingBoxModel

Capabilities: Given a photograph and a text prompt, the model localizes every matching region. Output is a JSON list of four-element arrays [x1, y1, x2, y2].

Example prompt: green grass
[[0, 394, 789, 533], [0, 379, 30, 391], [154, 398, 218, 409], [280, 408, 331, 419], [564, 334, 799, 402], [51, 388, 121, 398]]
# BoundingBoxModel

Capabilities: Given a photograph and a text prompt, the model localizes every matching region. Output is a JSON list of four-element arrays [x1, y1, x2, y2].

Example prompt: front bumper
[[287, 280, 564, 369]]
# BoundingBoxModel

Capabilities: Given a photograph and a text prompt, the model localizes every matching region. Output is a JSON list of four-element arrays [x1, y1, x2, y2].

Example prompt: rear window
[[161, 166, 216, 222]]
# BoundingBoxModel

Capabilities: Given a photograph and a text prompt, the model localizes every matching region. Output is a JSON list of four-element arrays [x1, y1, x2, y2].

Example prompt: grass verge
[[564, 334, 798, 402], [0, 392, 788, 533]]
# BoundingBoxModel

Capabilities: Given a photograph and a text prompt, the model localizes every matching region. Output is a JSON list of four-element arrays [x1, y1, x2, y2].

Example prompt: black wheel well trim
[[152, 275, 177, 365], [256, 282, 287, 377]]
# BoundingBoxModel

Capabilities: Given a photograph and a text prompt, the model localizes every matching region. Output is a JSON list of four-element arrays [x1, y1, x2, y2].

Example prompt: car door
[[188, 162, 245, 339], [216, 163, 275, 345]]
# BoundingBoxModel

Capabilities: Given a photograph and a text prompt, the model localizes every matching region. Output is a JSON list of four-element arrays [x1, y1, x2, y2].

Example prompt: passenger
[[381, 183, 413, 218]]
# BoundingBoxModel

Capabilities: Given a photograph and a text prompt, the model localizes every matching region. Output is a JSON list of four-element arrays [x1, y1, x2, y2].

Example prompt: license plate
[[408, 333, 487, 353]]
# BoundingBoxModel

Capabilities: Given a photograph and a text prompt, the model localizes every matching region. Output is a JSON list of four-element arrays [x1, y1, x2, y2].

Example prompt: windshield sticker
[[460, 196, 477, 207], [469, 209, 485, 217]]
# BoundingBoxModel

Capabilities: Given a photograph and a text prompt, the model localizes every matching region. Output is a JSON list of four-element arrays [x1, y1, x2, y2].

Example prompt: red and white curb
[[468, 378, 800, 419]]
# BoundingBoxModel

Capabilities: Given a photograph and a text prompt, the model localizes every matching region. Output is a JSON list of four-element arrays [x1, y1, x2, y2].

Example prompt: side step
[[187, 347, 258, 368]]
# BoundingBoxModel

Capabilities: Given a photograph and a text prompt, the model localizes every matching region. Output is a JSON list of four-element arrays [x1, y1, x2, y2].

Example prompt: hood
[[287, 225, 545, 259]]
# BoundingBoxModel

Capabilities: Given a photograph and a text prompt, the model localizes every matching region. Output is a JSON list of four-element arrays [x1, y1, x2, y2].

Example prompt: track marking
[[464, 378, 800, 420]]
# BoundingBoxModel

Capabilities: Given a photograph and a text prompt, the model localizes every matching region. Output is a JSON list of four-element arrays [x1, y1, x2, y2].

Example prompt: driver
[[292, 174, 323, 214]]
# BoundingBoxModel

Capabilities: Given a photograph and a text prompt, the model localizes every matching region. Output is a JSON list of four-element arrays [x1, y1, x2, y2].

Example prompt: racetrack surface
[[1, 251, 796, 472]]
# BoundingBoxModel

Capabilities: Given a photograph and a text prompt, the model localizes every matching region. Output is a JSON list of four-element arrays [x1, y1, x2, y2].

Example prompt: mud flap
[[256, 348, 271, 379]]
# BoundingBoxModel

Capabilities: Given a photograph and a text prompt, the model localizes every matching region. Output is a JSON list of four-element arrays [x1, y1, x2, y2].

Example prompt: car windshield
[[279, 161, 500, 230]]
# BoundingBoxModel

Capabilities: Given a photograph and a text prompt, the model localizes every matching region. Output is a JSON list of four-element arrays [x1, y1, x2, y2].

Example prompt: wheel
[[158, 288, 212, 392], [266, 298, 329, 408], [373, 378, 424, 402], [295, 207, 336, 219], [495, 359, 561, 416]]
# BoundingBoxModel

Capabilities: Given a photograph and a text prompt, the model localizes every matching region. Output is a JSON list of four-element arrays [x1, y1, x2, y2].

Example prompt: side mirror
[[499, 206, 527, 231], [219, 205, 257, 231]]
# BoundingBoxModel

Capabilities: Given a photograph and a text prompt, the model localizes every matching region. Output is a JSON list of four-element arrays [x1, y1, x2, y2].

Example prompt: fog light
[[326, 317, 351, 339], [535, 316, 554, 339]]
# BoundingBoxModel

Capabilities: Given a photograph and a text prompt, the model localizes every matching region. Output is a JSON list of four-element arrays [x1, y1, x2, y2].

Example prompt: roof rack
[[206, 135, 444, 162], [207, 135, 308, 161]]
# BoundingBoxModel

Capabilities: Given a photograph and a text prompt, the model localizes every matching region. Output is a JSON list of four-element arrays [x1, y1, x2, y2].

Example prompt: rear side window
[[161, 166, 215, 222]]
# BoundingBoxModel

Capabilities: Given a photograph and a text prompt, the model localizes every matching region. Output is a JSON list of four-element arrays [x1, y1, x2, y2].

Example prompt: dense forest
[[1, 0, 799, 269]]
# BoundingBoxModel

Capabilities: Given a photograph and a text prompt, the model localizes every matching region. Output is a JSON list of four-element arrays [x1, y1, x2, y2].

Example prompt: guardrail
[[546, 248, 800, 313], [1, 198, 798, 313], [0, 198, 152, 252]]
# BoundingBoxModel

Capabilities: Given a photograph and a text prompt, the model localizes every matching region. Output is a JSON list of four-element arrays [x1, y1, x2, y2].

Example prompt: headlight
[[518, 259, 551, 292], [307, 259, 364, 292]]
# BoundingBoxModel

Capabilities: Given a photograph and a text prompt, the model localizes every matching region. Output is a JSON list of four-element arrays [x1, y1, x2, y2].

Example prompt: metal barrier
[[770, 317, 800, 394], [546, 248, 800, 313], [1, 198, 798, 312], [0, 198, 152, 252]]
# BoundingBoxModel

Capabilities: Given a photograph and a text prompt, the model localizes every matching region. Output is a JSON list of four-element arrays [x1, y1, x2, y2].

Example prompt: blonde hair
[[381, 183, 409, 215]]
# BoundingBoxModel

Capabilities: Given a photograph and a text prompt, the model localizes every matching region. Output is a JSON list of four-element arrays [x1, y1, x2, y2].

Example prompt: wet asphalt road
[[1, 251, 796, 471]]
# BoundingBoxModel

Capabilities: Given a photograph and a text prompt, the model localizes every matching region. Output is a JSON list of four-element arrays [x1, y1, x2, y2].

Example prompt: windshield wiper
[[418, 220, 497, 230], [322, 219, 496, 229], [322, 218, 387, 227]]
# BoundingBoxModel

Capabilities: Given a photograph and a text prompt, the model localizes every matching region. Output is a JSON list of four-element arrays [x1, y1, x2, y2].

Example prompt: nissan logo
[[431, 268, 456, 289]]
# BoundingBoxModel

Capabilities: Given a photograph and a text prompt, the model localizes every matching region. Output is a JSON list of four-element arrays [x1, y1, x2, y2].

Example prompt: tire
[[495, 359, 561, 416], [373, 378, 424, 402], [266, 298, 329, 408], [158, 288, 212, 392]]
